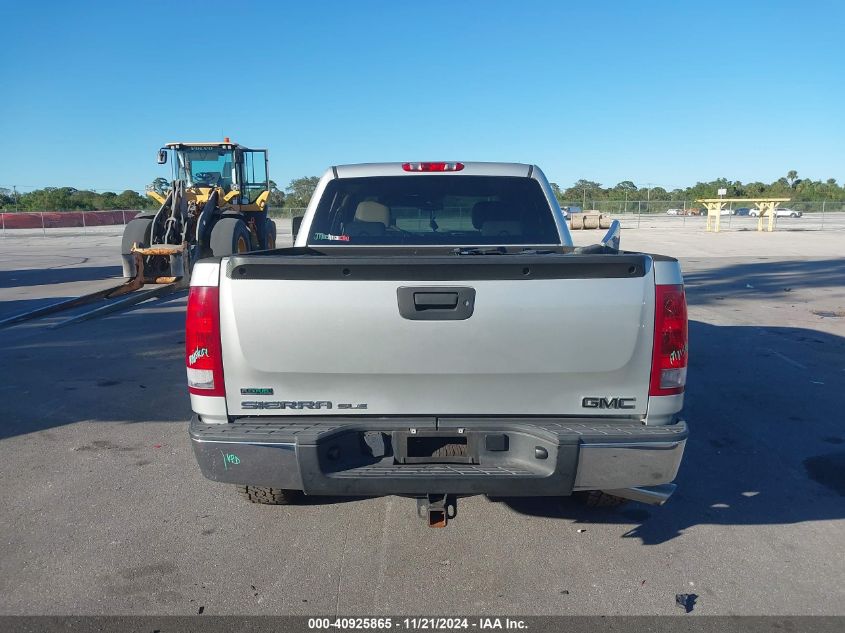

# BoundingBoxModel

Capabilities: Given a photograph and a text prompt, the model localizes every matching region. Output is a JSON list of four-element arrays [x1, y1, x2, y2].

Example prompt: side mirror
[[156, 149, 167, 165], [600, 219, 621, 251], [292, 216, 304, 241]]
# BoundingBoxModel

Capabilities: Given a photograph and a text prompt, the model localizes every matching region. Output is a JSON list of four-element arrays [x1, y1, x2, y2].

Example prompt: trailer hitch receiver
[[416, 494, 457, 528]]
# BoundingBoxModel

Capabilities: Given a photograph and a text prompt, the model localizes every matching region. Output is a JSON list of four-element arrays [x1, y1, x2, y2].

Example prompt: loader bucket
[[128, 242, 190, 287]]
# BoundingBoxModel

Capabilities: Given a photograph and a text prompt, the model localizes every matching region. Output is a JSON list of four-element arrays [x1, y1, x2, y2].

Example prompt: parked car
[[561, 206, 581, 220], [748, 208, 802, 218], [186, 161, 689, 525], [666, 208, 682, 216], [719, 208, 734, 216], [734, 208, 751, 216]]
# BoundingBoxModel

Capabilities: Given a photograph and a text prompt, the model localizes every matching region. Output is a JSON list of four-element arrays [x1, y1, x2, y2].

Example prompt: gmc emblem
[[582, 397, 637, 410]]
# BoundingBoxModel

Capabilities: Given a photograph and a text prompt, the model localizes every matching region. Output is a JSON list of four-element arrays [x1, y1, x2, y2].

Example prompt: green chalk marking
[[220, 450, 241, 470]]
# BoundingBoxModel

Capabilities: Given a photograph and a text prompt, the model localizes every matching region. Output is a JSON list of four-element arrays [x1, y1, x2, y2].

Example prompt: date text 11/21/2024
[[307, 617, 528, 630]]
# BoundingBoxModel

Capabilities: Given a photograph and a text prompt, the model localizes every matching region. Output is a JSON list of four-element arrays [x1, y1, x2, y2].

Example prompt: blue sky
[[1, 0, 843, 193]]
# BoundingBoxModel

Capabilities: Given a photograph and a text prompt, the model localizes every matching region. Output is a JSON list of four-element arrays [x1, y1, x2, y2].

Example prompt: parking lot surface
[[0, 225, 843, 615]]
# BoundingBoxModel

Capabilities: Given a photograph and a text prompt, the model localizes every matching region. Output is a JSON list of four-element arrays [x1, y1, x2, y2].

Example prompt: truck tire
[[237, 485, 300, 505], [120, 218, 153, 278], [575, 490, 629, 508], [264, 218, 277, 249], [210, 217, 251, 257]]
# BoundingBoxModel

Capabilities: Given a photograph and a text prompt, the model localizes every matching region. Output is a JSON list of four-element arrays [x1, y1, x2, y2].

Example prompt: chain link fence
[[1, 209, 137, 236], [3, 202, 843, 236], [0, 207, 309, 237], [561, 200, 845, 231], [267, 207, 306, 219]]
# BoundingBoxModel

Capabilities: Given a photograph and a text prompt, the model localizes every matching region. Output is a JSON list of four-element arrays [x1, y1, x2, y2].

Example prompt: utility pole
[[13, 185, 18, 212], [582, 188, 587, 210], [638, 182, 656, 214]]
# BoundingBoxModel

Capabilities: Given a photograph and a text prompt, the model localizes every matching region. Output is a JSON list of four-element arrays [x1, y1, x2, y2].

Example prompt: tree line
[[2, 170, 841, 212], [0, 179, 317, 211], [274, 171, 845, 209], [0, 187, 154, 212], [551, 170, 844, 204]]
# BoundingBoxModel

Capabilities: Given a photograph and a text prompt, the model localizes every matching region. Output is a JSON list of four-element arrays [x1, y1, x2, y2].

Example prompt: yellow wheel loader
[[121, 139, 274, 285]]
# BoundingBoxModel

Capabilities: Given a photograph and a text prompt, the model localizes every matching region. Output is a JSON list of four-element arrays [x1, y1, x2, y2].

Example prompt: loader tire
[[121, 218, 153, 253], [210, 218, 252, 257], [575, 490, 629, 508], [237, 485, 299, 505], [264, 218, 277, 249], [121, 218, 153, 278]]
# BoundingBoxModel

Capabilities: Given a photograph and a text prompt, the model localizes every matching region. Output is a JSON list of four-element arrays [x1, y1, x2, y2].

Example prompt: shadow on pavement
[[0, 265, 123, 289], [0, 292, 190, 439], [683, 257, 845, 306], [499, 320, 845, 544]]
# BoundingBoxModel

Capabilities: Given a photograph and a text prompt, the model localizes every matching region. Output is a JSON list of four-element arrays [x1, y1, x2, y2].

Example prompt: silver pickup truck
[[186, 162, 688, 526]]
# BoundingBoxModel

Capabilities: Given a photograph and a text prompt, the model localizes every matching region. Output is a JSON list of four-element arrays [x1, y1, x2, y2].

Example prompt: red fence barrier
[[1, 210, 141, 231]]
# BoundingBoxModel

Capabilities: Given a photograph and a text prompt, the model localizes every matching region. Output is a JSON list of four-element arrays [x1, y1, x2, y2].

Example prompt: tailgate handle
[[397, 287, 475, 321], [414, 292, 458, 310]]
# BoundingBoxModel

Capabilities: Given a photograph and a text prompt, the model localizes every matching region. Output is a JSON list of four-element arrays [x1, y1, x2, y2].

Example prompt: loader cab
[[160, 141, 269, 205]]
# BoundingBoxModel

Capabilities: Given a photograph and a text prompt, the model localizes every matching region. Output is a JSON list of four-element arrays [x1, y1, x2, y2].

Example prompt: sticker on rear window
[[313, 232, 350, 242]]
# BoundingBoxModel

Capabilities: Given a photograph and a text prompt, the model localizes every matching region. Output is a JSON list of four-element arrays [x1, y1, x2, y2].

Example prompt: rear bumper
[[189, 416, 687, 497]]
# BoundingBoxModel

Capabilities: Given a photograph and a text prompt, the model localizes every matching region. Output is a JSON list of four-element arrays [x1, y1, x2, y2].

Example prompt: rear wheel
[[264, 217, 277, 249], [790, 212, 798, 218], [574, 490, 629, 508], [210, 217, 251, 257], [237, 485, 300, 505]]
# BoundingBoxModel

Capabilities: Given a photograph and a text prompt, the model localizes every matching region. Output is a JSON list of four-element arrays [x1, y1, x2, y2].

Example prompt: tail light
[[185, 286, 225, 397], [402, 162, 464, 172], [650, 284, 688, 396]]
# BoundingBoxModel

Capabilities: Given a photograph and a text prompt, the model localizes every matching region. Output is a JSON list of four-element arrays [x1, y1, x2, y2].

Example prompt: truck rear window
[[307, 176, 560, 245]]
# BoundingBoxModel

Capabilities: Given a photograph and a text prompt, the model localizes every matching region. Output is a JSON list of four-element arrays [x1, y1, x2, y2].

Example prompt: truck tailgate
[[219, 254, 654, 417]]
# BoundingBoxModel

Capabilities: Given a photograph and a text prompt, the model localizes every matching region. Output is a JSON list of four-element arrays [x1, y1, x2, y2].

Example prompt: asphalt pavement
[[0, 226, 843, 615]]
